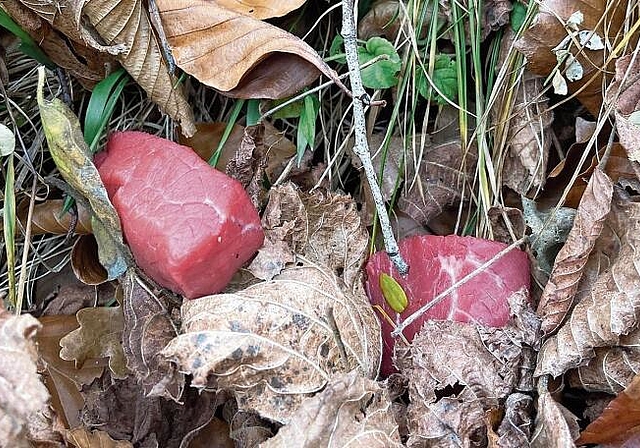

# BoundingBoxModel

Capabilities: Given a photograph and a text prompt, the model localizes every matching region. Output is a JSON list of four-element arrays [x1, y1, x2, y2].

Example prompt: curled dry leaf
[[0, 309, 50, 448], [531, 384, 580, 448], [397, 291, 539, 447], [225, 124, 267, 209], [567, 328, 640, 394], [608, 53, 640, 162], [13, 0, 195, 135], [36, 315, 105, 429], [249, 183, 369, 289], [496, 393, 535, 448], [577, 374, 640, 446], [161, 261, 381, 423], [71, 235, 108, 285], [536, 187, 640, 378], [121, 271, 184, 401], [66, 427, 132, 448], [261, 370, 402, 448], [157, 0, 345, 99], [59, 306, 129, 379], [18, 199, 92, 235], [537, 168, 613, 336], [514, 0, 627, 115]]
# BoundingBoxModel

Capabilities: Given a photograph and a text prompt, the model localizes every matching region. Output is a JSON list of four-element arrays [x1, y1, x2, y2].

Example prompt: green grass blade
[[0, 9, 54, 68], [246, 99, 261, 126], [209, 99, 245, 167], [84, 68, 129, 152], [3, 153, 16, 308]]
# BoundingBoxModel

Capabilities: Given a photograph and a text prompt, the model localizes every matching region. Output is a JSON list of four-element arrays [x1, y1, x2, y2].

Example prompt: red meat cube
[[365, 235, 530, 376], [95, 131, 264, 298]]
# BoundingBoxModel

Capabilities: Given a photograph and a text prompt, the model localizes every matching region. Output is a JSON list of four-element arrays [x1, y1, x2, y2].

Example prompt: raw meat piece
[[95, 131, 264, 298], [365, 235, 530, 376]]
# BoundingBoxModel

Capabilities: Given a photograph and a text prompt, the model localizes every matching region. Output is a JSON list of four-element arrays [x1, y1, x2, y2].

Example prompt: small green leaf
[[418, 54, 458, 104], [0, 124, 15, 156], [270, 97, 304, 120], [296, 94, 320, 163], [510, 2, 527, 33], [329, 34, 346, 64], [379, 273, 408, 313], [358, 37, 401, 89]]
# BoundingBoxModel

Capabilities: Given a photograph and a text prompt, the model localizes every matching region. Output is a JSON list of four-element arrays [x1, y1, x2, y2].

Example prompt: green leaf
[[37, 67, 130, 280], [296, 94, 319, 163], [358, 37, 401, 90], [379, 273, 408, 313], [510, 2, 527, 33], [84, 68, 129, 153], [328, 34, 346, 64], [0, 123, 15, 156], [418, 54, 458, 104], [3, 153, 16, 307], [270, 97, 304, 120]]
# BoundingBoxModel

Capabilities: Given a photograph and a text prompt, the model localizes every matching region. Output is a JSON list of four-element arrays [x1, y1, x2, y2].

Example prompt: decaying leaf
[[81, 374, 218, 447], [121, 271, 184, 401], [496, 393, 535, 448], [0, 309, 51, 448], [37, 73, 131, 280], [537, 168, 613, 336], [161, 261, 381, 423], [66, 427, 132, 448], [59, 306, 129, 379], [18, 199, 92, 235], [398, 106, 477, 225], [36, 315, 105, 429], [157, 0, 346, 99], [577, 374, 640, 446], [608, 53, 640, 162], [249, 183, 369, 288], [514, 0, 627, 115], [536, 187, 640, 378], [358, 0, 406, 40], [531, 383, 580, 448], [567, 329, 640, 394], [261, 371, 402, 447], [397, 291, 539, 447], [226, 124, 267, 209]]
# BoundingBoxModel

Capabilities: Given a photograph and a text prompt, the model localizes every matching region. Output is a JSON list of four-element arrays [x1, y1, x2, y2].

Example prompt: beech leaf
[[537, 168, 614, 336], [608, 54, 640, 163], [161, 261, 381, 423], [65, 427, 133, 448], [157, 0, 346, 99], [18, 199, 92, 236]]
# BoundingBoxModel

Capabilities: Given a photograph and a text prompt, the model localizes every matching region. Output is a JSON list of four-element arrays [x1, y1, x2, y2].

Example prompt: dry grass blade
[[537, 168, 613, 336]]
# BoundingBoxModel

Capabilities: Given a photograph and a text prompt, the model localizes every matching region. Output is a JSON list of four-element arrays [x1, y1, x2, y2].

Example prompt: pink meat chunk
[[365, 235, 530, 376], [95, 131, 264, 299]]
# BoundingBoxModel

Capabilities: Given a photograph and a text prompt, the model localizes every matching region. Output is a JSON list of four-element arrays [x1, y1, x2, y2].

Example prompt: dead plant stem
[[341, 0, 408, 275]]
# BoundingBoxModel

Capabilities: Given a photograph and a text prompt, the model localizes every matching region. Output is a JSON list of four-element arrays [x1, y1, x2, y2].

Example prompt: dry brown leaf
[[249, 183, 369, 288], [226, 124, 267, 209], [59, 306, 129, 379], [161, 261, 381, 423], [495, 393, 535, 448], [157, 0, 345, 99], [13, 0, 196, 135], [537, 168, 613, 336], [0, 309, 51, 448], [397, 291, 539, 447], [577, 374, 640, 446], [81, 374, 218, 447], [66, 427, 132, 448], [187, 417, 234, 448], [530, 385, 579, 448], [567, 328, 640, 394], [229, 410, 274, 447], [535, 187, 640, 378], [398, 107, 477, 225], [609, 53, 640, 162], [214, 0, 304, 19], [514, 0, 628, 115], [37, 315, 105, 429], [18, 199, 92, 235], [261, 371, 402, 448], [121, 271, 184, 401], [71, 235, 108, 285]]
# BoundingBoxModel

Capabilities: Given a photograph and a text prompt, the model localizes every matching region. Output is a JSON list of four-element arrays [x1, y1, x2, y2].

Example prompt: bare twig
[[391, 236, 528, 338], [341, 0, 408, 275]]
